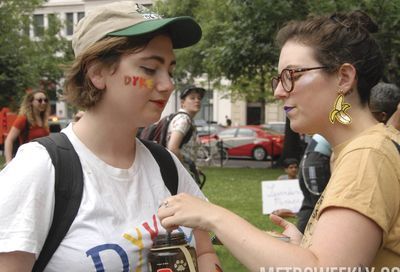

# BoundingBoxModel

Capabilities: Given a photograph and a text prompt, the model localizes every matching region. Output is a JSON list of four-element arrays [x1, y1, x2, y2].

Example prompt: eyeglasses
[[35, 98, 48, 104], [271, 66, 328, 93]]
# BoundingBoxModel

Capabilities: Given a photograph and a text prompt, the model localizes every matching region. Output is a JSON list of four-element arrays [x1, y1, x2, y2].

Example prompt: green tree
[[305, 0, 400, 85], [155, 0, 400, 114], [155, 0, 309, 121], [156, 0, 400, 164], [0, 0, 72, 110]]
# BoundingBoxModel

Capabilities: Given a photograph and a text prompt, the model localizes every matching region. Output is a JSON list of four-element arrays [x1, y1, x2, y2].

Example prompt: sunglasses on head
[[35, 98, 48, 104]]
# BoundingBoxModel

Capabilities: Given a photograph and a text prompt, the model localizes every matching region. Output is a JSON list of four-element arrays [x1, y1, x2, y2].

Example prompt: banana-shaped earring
[[329, 93, 351, 125]]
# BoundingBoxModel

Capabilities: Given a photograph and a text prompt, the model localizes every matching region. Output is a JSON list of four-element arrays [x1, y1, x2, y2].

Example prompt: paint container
[[148, 232, 198, 272]]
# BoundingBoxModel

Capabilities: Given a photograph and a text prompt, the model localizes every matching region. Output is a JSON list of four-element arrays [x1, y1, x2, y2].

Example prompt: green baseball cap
[[72, 1, 202, 57]]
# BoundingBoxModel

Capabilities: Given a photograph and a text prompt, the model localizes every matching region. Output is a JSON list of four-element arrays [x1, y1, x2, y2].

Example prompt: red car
[[200, 125, 284, 161]]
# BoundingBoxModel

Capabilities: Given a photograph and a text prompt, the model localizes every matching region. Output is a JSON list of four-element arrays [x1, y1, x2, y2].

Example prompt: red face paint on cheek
[[124, 76, 131, 85]]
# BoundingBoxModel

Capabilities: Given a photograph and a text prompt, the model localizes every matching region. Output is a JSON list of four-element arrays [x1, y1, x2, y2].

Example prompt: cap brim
[[180, 87, 206, 99], [107, 16, 202, 49]]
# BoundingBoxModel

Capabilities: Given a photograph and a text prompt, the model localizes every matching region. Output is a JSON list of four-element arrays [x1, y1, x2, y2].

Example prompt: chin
[[147, 113, 162, 124], [290, 119, 311, 135]]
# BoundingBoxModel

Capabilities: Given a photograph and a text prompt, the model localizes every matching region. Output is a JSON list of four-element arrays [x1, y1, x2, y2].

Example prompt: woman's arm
[[4, 126, 21, 164], [193, 229, 221, 272], [0, 251, 35, 272], [159, 193, 382, 271]]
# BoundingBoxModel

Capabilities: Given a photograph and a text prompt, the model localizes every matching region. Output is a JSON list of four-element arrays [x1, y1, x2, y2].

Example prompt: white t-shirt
[[0, 124, 204, 271]]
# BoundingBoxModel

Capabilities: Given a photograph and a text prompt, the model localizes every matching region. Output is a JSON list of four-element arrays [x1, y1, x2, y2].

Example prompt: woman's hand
[[158, 193, 217, 232], [269, 213, 303, 245]]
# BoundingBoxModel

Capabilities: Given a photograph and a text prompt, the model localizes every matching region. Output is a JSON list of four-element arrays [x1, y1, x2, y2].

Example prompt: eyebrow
[[285, 65, 301, 69], [140, 55, 176, 66]]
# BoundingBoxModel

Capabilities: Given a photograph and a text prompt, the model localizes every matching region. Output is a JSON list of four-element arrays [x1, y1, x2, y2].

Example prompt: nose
[[273, 82, 289, 100], [155, 73, 175, 94]]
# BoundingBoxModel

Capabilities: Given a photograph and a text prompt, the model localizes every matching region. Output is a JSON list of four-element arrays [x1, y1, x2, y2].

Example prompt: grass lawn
[[201, 166, 295, 271]]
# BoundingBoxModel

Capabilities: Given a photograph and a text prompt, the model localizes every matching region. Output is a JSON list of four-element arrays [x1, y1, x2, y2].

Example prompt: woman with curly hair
[[159, 10, 400, 269], [4, 89, 50, 163]]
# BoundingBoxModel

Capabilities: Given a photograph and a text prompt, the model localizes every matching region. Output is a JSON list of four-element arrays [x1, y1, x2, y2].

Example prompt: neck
[[322, 108, 378, 147], [181, 108, 196, 119], [32, 111, 44, 125], [73, 111, 137, 169]]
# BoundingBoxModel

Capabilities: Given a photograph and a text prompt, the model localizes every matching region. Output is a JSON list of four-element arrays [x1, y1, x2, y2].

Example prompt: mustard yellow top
[[301, 123, 400, 268]]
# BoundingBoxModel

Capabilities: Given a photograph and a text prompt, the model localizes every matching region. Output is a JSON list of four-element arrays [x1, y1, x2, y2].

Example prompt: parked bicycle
[[196, 140, 229, 167]]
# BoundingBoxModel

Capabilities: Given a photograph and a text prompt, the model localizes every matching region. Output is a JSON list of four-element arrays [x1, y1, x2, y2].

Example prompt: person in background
[[158, 10, 400, 269], [273, 157, 300, 218], [0, 2, 220, 271], [225, 115, 232, 127], [369, 82, 400, 124], [277, 158, 299, 180], [4, 89, 50, 164], [166, 85, 205, 185], [296, 134, 332, 233], [166, 85, 205, 161]]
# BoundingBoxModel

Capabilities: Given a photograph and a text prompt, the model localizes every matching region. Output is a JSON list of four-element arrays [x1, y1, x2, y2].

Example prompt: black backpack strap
[[32, 133, 84, 272], [139, 139, 178, 195]]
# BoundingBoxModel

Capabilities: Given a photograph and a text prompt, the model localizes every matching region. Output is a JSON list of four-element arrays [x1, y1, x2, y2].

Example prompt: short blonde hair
[[63, 34, 157, 109]]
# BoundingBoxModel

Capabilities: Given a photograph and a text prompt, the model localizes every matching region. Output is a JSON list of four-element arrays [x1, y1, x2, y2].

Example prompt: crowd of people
[[0, 2, 399, 271]]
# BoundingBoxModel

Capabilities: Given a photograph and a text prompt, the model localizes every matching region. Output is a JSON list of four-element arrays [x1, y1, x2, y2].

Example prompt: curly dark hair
[[276, 10, 384, 105]]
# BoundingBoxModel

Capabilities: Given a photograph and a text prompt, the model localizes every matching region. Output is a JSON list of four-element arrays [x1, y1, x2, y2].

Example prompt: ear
[[337, 63, 357, 94], [87, 61, 106, 90]]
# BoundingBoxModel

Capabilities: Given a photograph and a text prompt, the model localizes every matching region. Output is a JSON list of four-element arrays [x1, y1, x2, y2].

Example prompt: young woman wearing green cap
[[0, 2, 220, 271]]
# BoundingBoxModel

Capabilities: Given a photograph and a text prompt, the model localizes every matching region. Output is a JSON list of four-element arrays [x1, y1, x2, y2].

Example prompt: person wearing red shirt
[[4, 89, 50, 163]]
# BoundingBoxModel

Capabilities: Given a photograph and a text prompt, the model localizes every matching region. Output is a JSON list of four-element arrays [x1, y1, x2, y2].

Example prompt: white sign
[[261, 179, 304, 214]]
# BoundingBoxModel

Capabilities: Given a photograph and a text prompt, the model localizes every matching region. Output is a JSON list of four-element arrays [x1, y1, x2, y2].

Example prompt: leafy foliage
[[155, 0, 400, 104], [0, 0, 72, 110], [155, 0, 400, 162]]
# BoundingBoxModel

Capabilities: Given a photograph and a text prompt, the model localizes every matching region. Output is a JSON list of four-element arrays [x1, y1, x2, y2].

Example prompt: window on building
[[77, 12, 85, 22], [33, 14, 44, 37], [66, 12, 74, 35]]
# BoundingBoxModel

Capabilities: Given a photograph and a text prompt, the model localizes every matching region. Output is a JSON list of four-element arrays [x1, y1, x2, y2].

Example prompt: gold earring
[[329, 90, 351, 125]]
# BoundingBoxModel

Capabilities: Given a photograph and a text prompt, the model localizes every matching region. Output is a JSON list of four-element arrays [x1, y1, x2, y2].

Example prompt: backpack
[[12, 118, 30, 158], [32, 133, 178, 272], [137, 112, 193, 147]]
